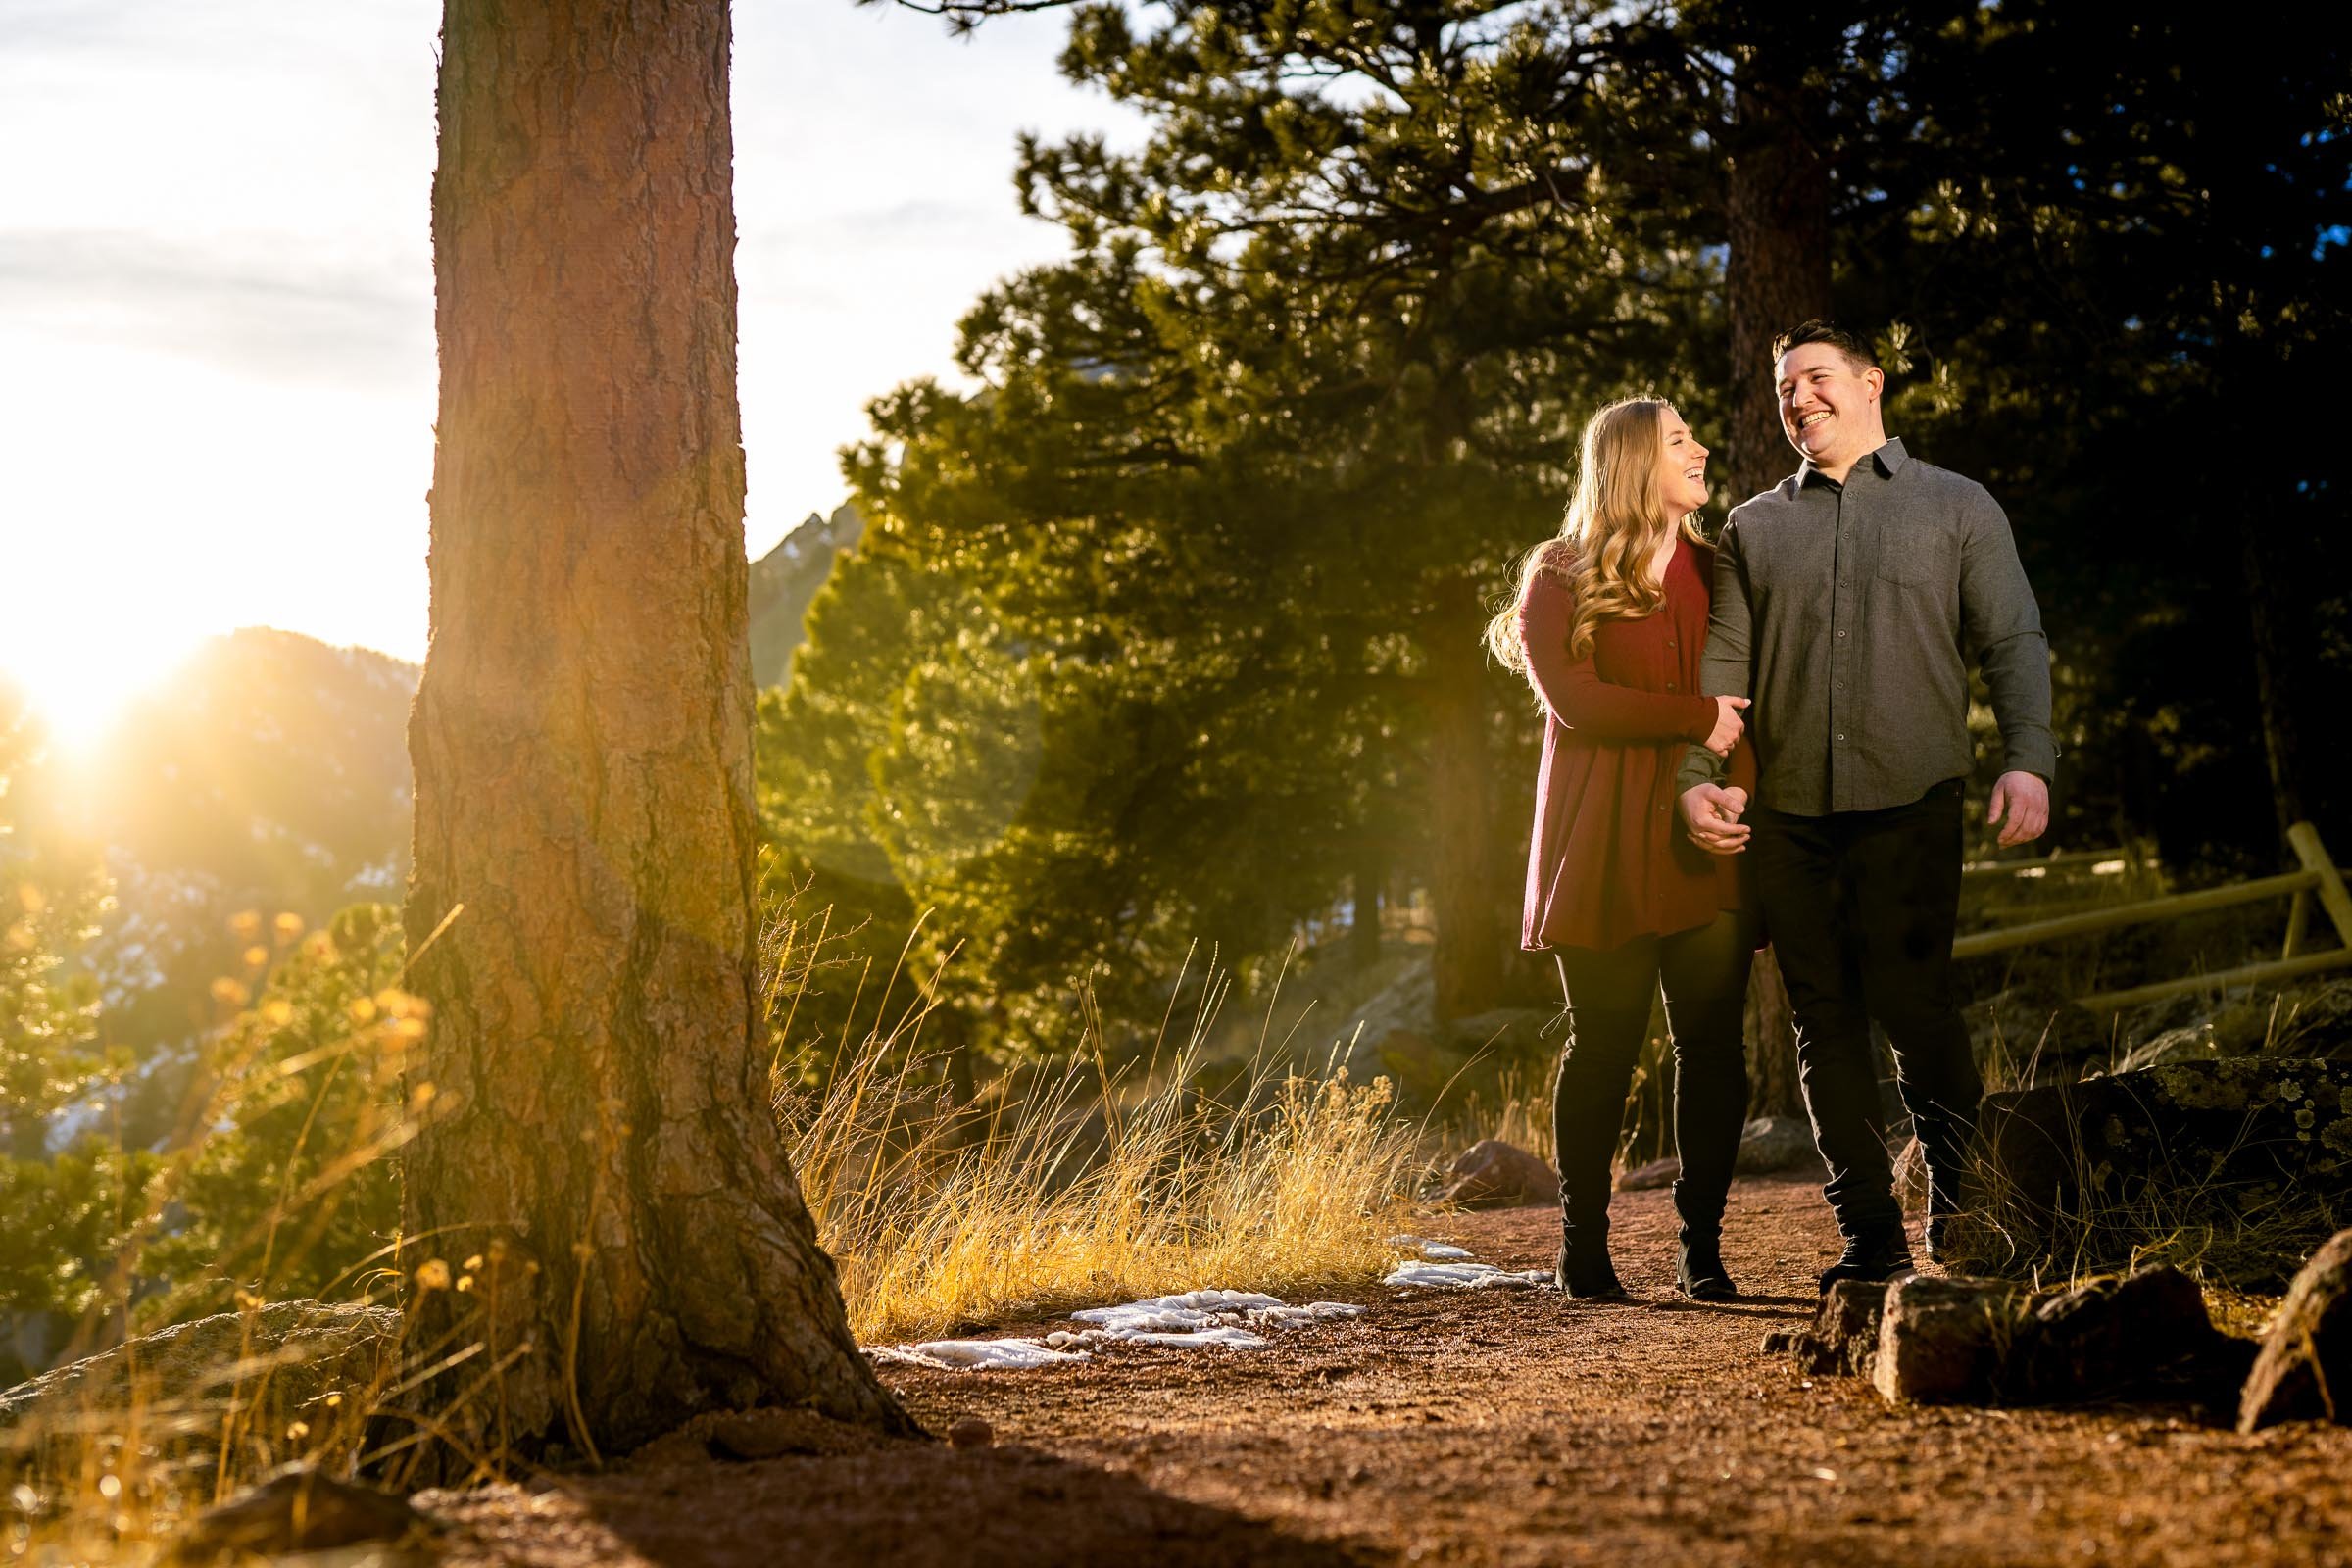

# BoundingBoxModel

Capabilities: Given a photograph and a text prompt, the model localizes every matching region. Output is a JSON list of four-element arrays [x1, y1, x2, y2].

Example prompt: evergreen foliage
[[765, 0, 2350, 1064]]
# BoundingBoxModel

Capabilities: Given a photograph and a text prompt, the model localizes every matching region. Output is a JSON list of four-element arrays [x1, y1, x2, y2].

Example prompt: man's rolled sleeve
[[1958, 487, 2058, 781]]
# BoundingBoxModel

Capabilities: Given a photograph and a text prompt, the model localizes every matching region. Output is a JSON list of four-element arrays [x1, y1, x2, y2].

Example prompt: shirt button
[[1837, 733, 1846, 742], [1666, 682, 1677, 691], [1838, 629, 1848, 638]]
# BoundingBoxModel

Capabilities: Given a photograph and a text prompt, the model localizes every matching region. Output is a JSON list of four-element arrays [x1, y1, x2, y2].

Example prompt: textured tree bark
[[1425, 579, 1505, 1023], [403, 0, 917, 1472], [1723, 35, 1832, 1120], [1723, 59, 1831, 507]]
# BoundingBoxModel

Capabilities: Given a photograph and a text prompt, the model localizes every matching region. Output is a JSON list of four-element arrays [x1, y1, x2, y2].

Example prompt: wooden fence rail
[[1951, 821, 2352, 1013]]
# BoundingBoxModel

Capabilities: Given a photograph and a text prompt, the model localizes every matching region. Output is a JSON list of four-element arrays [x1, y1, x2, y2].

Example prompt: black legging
[[1552, 911, 1755, 1252]]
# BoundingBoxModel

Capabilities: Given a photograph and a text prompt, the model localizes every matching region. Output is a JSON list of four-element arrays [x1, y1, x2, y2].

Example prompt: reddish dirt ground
[[428, 1175, 2352, 1567]]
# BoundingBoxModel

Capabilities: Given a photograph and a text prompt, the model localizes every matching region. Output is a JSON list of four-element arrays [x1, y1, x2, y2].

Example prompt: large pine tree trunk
[[1722, 33, 1833, 1120], [1425, 579, 1505, 1023], [403, 0, 915, 1470]]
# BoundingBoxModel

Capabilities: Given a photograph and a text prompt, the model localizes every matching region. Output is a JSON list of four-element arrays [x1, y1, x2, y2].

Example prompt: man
[[1676, 320, 2055, 1290]]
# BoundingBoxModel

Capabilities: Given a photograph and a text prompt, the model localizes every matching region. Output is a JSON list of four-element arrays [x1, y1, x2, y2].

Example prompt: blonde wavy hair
[[1484, 396, 1708, 677]]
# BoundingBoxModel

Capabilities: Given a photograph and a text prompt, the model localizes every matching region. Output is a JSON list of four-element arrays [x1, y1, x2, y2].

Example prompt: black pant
[[1748, 777, 1979, 1240], [1552, 911, 1755, 1254]]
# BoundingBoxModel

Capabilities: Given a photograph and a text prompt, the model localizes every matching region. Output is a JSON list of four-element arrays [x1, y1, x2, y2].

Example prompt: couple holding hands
[[1488, 319, 2056, 1301]]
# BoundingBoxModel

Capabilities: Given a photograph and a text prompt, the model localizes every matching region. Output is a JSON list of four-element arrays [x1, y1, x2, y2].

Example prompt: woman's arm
[[1519, 571, 1717, 742]]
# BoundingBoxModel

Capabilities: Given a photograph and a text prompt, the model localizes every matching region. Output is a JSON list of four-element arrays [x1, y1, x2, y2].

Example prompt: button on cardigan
[[1517, 534, 1752, 954]]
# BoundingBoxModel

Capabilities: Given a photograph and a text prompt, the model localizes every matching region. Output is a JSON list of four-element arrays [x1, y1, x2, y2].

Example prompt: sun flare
[[0, 636, 196, 759]]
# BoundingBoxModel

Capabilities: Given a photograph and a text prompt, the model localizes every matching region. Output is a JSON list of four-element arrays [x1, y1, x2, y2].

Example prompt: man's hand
[[1679, 782, 1751, 857], [1702, 696, 1750, 758], [1986, 771, 2049, 848]]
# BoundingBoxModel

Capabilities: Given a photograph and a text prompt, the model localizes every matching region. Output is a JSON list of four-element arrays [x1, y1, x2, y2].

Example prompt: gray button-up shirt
[[1675, 438, 2056, 816]]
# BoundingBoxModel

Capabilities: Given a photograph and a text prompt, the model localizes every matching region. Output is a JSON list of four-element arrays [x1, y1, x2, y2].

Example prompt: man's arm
[[1675, 521, 1754, 794], [1957, 485, 2057, 782]]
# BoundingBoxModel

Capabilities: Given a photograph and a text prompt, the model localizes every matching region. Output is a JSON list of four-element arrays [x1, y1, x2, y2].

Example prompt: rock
[[1774, 1281, 1888, 1379], [948, 1415, 995, 1448], [1872, 1275, 2034, 1405], [1616, 1156, 1680, 1192], [1869, 1267, 2252, 1409], [1892, 1135, 1930, 1213], [1979, 1058, 2352, 1281], [2020, 1267, 2254, 1408], [1442, 1139, 1561, 1210], [0, 1301, 399, 1463], [1965, 983, 2102, 1079], [1616, 1118, 1822, 1193], [1733, 1115, 1824, 1176], [163, 1465, 429, 1564], [2115, 1020, 2225, 1072], [2239, 1228, 2352, 1431]]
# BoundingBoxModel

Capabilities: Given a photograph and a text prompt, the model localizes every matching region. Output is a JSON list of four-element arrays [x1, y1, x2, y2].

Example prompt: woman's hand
[[1703, 696, 1750, 758]]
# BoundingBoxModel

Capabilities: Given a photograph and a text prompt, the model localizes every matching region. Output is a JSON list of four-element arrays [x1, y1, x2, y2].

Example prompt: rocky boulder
[[1765, 1281, 1886, 1379], [1978, 1058, 2352, 1278], [1871, 1275, 2035, 1405], [1868, 1267, 2250, 1409], [2238, 1228, 2352, 1431], [1733, 1116, 1823, 1176], [1964, 983, 2102, 1078], [1613, 1116, 1825, 1193], [2015, 1267, 2255, 1408], [1616, 1156, 1680, 1192], [1443, 1140, 1560, 1210]]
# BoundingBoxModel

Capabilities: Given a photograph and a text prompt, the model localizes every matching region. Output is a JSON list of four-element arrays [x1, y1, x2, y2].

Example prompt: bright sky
[[0, 0, 1138, 745]]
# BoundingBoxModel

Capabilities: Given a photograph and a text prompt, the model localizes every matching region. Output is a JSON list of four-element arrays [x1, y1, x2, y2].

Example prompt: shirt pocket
[[1874, 527, 1955, 589]]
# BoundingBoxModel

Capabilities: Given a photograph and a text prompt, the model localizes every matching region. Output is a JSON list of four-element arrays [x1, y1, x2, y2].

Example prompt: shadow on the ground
[[453, 1440, 1390, 1568]]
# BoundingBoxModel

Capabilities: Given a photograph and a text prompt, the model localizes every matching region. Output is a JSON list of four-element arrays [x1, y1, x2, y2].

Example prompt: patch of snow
[[868, 1338, 1090, 1371], [1093, 1326, 1270, 1350], [1072, 1290, 1287, 1332], [1383, 1261, 1554, 1291], [869, 1289, 1365, 1369], [1385, 1234, 1474, 1260], [1251, 1302, 1365, 1327]]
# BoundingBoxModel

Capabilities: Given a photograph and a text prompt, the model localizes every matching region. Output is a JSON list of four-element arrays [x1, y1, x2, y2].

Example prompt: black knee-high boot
[[1550, 997, 1648, 1299], [1660, 913, 1756, 1300]]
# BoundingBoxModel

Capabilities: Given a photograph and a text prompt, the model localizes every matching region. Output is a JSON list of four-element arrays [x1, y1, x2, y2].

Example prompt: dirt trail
[[430, 1175, 2352, 1567]]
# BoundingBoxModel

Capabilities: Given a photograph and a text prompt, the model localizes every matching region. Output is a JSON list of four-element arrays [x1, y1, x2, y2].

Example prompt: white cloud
[[0, 0, 1140, 714]]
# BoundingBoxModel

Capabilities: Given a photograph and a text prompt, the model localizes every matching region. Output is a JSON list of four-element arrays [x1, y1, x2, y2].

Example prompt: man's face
[[1776, 343, 1883, 465]]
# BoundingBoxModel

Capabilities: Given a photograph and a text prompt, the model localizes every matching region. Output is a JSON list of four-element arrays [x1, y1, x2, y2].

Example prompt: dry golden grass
[[773, 940, 1426, 1347], [5, 914, 1432, 1558]]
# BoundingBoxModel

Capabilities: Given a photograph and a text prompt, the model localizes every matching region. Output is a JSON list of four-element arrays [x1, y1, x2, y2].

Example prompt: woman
[[1485, 396, 1758, 1301]]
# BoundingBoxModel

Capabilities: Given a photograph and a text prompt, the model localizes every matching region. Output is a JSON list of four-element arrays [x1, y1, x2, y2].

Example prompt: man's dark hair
[[1771, 318, 1876, 370]]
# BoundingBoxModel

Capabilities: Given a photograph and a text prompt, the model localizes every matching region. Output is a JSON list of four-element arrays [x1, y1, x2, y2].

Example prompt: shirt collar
[[1799, 436, 1908, 489]]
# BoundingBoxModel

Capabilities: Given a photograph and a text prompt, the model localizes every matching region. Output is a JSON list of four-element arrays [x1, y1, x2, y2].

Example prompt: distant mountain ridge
[[749, 501, 863, 690], [74, 628, 420, 1054]]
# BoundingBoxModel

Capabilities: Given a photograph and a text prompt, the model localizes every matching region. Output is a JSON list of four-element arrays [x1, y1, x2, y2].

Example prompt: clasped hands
[[1677, 765, 2050, 858], [1680, 696, 1753, 857]]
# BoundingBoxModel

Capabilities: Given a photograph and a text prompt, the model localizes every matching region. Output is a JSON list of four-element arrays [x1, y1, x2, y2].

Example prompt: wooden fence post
[[2288, 820, 2352, 949]]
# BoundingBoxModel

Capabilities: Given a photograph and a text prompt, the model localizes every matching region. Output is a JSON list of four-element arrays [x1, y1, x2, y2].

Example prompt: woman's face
[[1656, 408, 1710, 515]]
